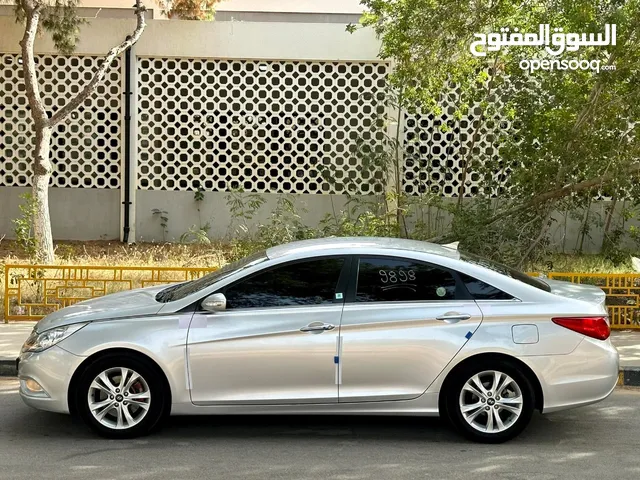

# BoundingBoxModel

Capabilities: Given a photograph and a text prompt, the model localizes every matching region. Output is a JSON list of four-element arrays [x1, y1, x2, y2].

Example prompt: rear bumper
[[521, 337, 619, 414]]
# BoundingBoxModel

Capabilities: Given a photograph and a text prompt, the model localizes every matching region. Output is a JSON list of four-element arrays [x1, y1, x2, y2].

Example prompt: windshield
[[459, 252, 551, 292], [156, 250, 269, 303]]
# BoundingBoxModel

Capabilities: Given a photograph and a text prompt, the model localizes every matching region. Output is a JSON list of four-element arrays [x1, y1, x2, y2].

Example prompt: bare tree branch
[[426, 162, 640, 245], [19, 2, 48, 127], [48, 0, 147, 126], [497, 164, 640, 222], [517, 209, 552, 269]]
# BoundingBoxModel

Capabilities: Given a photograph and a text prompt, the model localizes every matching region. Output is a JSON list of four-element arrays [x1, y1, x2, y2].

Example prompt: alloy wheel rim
[[459, 370, 523, 434], [87, 367, 151, 430]]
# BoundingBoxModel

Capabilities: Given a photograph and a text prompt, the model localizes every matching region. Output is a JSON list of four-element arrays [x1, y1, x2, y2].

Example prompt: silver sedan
[[17, 237, 618, 443]]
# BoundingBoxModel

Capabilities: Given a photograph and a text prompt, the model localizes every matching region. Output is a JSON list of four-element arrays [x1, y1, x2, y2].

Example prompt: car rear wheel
[[75, 354, 167, 438], [445, 360, 535, 443]]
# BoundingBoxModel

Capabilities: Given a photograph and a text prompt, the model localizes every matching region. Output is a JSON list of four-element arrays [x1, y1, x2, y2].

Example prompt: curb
[[618, 367, 640, 387], [0, 359, 17, 377], [2, 358, 640, 387]]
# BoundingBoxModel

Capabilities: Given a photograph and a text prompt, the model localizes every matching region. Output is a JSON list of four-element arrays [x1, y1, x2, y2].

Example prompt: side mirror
[[201, 293, 226, 312]]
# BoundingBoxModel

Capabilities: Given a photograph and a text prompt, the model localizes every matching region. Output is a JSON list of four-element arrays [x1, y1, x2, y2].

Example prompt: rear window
[[459, 252, 551, 292], [459, 273, 513, 300]]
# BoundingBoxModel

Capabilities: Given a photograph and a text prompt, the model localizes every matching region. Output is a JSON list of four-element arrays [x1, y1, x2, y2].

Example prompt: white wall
[[0, 16, 382, 243], [76, 0, 365, 14], [0, 187, 121, 240], [0, 16, 380, 58]]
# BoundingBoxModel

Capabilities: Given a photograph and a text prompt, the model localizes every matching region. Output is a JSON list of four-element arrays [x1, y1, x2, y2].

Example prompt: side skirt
[[170, 392, 441, 416]]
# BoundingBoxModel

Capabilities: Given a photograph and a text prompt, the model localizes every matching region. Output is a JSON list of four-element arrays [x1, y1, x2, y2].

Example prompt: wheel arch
[[67, 347, 173, 416], [438, 352, 544, 413]]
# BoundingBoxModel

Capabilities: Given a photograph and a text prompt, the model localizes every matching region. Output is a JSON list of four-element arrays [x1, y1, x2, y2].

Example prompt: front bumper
[[523, 337, 619, 414], [18, 345, 85, 414]]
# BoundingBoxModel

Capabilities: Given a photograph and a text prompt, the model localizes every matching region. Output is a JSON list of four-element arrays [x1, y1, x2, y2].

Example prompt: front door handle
[[300, 322, 336, 333], [436, 313, 471, 323]]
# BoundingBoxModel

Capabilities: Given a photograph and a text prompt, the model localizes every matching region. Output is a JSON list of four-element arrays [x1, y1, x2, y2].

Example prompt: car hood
[[544, 278, 607, 307], [35, 284, 171, 332]]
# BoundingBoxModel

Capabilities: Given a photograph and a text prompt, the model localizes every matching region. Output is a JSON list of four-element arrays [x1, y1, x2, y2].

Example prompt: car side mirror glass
[[201, 293, 226, 312]]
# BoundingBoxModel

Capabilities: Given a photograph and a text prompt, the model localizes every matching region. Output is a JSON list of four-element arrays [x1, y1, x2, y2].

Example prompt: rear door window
[[355, 256, 459, 302]]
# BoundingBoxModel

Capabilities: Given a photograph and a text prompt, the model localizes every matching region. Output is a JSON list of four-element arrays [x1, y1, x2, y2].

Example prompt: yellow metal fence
[[3, 264, 217, 322], [2, 265, 640, 328]]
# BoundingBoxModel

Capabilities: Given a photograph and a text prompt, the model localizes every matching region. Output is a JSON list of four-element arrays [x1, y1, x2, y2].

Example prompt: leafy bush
[[13, 193, 38, 261]]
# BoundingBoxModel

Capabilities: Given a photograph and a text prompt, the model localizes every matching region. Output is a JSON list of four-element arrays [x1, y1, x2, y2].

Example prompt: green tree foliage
[[355, 0, 640, 266], [158, 0, 220, 20]]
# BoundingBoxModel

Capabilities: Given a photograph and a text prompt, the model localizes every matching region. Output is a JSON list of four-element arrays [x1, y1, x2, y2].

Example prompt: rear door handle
[[300, 322, 336, 333], [436, 313, 471, 323]]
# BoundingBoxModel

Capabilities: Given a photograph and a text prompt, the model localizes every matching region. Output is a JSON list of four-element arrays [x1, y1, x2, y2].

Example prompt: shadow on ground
[[2, 393, 590, 446]]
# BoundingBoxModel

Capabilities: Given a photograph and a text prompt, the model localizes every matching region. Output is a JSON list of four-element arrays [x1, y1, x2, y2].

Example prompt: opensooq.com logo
[[469, 24, 617, 73]]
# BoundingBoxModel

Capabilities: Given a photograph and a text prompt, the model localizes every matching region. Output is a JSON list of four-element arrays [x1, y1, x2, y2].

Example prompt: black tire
[[75, 352, 168, 439], [444, 359, 535, 443]]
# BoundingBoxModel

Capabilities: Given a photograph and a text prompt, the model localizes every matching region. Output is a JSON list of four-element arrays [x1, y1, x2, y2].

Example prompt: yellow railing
[[2, 265, 639, 328], [3, 264, 217, 322]]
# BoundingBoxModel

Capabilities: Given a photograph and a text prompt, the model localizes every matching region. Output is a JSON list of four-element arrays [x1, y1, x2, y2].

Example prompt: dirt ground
[[0, 239, 226, 268]]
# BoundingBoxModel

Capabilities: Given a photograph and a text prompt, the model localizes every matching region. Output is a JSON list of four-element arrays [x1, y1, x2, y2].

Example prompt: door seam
[[185, 311, 195, 395]]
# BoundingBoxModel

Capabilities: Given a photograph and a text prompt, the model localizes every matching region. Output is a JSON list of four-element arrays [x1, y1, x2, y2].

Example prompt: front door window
[[224, 257, 345, 309]]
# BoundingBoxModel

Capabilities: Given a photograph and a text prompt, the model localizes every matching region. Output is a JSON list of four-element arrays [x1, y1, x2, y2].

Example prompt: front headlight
[[21, 323, 88, 353]]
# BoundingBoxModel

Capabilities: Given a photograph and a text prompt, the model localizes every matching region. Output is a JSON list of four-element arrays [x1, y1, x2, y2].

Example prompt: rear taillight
[[552, 316, 610, 340]]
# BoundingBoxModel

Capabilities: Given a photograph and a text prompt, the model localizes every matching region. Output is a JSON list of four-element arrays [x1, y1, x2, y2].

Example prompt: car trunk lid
[[543, 278, 607, 308]]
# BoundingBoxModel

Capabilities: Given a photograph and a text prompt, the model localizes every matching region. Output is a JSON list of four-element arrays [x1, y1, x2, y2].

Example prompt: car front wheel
[[75, 353, 167, 438], [445, 361, 535, 443]]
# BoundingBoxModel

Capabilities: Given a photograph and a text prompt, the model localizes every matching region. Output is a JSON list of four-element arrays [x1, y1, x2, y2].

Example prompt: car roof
[[265, 237, 460, 260]]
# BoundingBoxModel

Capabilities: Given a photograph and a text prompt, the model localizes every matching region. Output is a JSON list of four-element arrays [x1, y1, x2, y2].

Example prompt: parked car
[[18, 237, 618, 442]]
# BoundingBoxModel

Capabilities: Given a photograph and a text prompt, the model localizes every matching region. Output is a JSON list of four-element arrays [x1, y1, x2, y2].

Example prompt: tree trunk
[[32, 126, 54, 264], [16, 1, 147, 263], [517, 209, 552, 270], [601, 195, 618, 250], [20, 4, 55, 263]]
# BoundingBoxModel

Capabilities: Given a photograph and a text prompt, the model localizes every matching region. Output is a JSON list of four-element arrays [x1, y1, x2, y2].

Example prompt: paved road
[[1, 379, 640, 480]]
